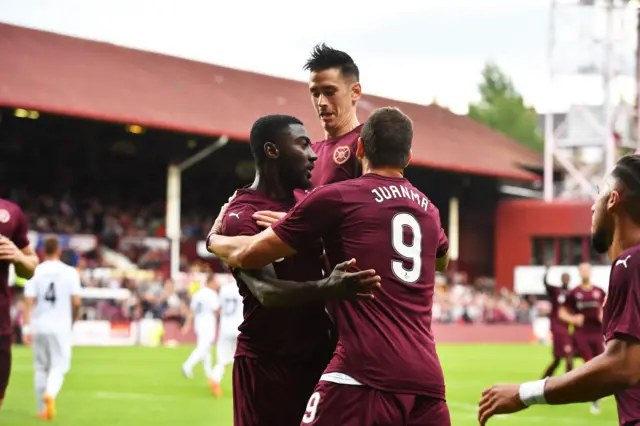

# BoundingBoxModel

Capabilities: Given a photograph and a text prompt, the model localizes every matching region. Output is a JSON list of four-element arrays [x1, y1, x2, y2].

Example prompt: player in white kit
[[210, 273, 243, 398], [22, 236, 82, 420], [181, 276, 220, 392]]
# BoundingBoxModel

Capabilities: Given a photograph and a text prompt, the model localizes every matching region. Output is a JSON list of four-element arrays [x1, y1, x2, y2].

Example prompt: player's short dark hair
[[303, 43, 359, 81], [249, 115, 303, 165], [360, 107, 413, 169], [612, 154, 640, 222], [43, 235, 60, 256]]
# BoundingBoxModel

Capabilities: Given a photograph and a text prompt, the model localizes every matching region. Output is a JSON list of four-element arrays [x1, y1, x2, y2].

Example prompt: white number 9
[[391, 213, 422, 284], [302, 392, 321, 424]]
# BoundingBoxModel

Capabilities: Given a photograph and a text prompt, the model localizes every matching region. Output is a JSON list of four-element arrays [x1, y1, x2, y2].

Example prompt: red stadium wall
[[459, 206, 495, 278], [494, 199, 592, 290]]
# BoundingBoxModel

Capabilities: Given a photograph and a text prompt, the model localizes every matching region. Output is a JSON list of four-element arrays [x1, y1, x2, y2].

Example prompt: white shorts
[[33, 333, 72, 374], [215, 332, 238, 366], [195, 327, 215, 347]]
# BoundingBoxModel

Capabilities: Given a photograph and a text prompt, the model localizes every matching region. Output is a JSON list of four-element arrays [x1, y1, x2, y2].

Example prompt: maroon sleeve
[[430, 203, 448, 258], [12, 205, 30, 249], [272, 185, 342, 252], [220, 205, 260, 237], [603, 264, 640, 342]]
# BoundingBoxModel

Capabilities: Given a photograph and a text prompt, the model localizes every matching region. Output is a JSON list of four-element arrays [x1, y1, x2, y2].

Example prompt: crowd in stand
[[10, 193, 536, 327], [20, 193, 211, 240]]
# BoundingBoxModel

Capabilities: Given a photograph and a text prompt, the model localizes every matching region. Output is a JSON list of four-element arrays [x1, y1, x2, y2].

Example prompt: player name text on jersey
[[371, 184, 430, 211]]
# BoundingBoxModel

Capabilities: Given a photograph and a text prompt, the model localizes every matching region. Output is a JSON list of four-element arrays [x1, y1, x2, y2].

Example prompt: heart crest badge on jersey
[[0, 209, 10, 223], [333, 146, 351, 165]]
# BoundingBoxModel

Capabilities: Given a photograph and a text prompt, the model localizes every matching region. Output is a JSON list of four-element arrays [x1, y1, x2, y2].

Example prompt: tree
[[468, 63, 544, 152]]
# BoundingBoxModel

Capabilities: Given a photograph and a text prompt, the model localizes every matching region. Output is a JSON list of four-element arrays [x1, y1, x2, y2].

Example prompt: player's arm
[[558, 306, 582, 326], [434, 211, 450, 272], [0, 208, 39, 279], [22, 278, 36, 343], [544, 337, 640, 403], [208, 228, 295, 270], [236, 259, 379, 308], [71, 269, 82, 324], [436, 251, 449, 272], [181, 296, 197, 334]]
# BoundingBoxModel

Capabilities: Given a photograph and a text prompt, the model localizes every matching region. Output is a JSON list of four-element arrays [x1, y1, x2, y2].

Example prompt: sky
[[1, 0, 638, 114]]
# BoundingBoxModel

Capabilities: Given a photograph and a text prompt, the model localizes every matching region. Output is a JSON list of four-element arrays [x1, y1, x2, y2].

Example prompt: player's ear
[[264, 142, 279, 160], [351, 82, 362, 102], [356, 138, 365, 159], [607, 190, 621, 212], [405, 150, 413, 168]]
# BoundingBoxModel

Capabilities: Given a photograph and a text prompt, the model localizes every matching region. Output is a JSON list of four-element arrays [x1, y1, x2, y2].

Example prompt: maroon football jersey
[[564, 285, 605, 335], [545, 283, 570, 332], [603, 245, 640, 426], [272, 174, 449, 399], [309, 124, 363, 187], [220, 188, 331, 361], [0, 199, 30, 335]]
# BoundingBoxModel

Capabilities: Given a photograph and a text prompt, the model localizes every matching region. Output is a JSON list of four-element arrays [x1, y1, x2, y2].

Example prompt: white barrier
[[514, 265, 611, 295]]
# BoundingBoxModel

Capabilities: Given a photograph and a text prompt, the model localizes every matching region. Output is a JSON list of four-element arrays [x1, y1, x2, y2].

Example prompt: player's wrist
[[22, 324, 31, 335], [519, 378, 548, 406]]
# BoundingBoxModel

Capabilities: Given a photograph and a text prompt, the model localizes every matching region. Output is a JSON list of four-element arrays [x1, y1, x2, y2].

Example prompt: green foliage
[[468, 63, 544, 152]]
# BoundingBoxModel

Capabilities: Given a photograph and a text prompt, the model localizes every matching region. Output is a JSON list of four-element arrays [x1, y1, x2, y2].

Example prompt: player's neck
[[363, 166, 404, 179], [43, 256, 59, 262], [324, 115, 360, 139], [580, 282, 592, 290], [609, 221, 640, 261], [251, 169, 294, 203]]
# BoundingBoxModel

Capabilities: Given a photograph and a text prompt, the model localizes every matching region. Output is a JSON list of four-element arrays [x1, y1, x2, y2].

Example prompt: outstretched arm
[[237, 260, 380, 308], [208, 228, 295, 269]]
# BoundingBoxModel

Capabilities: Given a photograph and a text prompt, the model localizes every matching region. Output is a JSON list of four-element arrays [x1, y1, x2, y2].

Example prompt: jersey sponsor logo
[[0, 209, 11, 223], [333, 146, 351, 165], [615, 254, 631, 268], [558, 294, 566, 304]]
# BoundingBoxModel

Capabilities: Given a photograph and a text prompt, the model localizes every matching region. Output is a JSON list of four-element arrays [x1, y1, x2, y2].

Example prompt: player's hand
[[209, 192, 237, 236], [574, 314, 585, 327], [478, 384, 527, 425], [0, 235, 22, 263], [325, 259, 381, 301], [23, 333, 32, 345], [180, 325, 191, 335], [252, 211, 286, 228]]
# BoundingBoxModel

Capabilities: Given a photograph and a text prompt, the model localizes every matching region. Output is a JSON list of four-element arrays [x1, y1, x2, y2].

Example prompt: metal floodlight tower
[[543, 0, 637, 201]]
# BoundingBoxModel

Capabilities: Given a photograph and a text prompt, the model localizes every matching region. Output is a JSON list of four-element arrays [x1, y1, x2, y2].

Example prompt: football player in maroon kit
[[541, 266, 573, 379], [252, 44, 363, 228], [558, 262, 605, 414], [208, 114, 380, 426], [478, 154, 640, 426], [208, 107, 451, 425], [0, 199, 39, 411]]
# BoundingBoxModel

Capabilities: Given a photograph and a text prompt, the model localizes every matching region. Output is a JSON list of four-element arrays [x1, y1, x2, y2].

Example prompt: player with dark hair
[[208, 107, 451, 425], [0, 198, 39, 411], [540, 266, 573, 379], [304, 43, 362, 186], [478, 154, 640, 426], [558, 262, 605, 414], [252, 44, 365, 228], [208, 114, 380, 426]]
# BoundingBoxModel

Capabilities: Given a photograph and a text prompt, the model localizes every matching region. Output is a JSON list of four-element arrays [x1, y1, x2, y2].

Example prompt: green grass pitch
[[2, 344, 618, 425]]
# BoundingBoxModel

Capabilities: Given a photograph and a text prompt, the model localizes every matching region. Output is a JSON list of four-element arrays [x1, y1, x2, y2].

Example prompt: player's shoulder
[[0, 198, 23, 211], [0, 198, 25, 219]]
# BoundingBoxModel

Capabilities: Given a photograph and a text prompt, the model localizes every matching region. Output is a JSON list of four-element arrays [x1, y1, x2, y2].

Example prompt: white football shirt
[[24, 260, 82, 334], [218, 282, 243, 336], [190, 286, 220, 334]]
